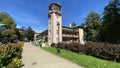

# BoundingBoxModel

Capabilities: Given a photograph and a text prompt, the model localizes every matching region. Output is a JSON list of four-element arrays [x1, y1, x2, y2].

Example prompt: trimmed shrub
[[88, 43, 120, 62], [54, 42, 120, 62], [51, 43, 56, 47], [56, 42, 82, 53], [78, 42, 97, 54]]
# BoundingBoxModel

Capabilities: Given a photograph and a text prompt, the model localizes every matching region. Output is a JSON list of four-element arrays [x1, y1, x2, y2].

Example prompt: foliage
[[7, 57, 23, 68], [81, 0, 120, 43], [0, 12, 20, 42], [26, 26, 35, 41], [59, 42, 81, 53], [43, 47, 120, 68], [87, 43, 120, 62], [0, 45, 16, 67], [100, 0, 120, 43], [1, 29, 18, 41], [54, 42, 97, 54], [84, 11, 102, 42], [0, 42, 24, 68], [70, 22, 76, 27], [0, 12, 16, 29], [51, 43, 56, 47], [18, 26, 35, 41], [52, 42, 120, 62]]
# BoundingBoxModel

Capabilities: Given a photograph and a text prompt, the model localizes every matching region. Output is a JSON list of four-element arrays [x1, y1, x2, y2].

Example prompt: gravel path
[[21, 42, 84, 68]]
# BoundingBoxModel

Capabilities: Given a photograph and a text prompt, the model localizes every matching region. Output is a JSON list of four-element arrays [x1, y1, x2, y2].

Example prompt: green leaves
[[1, 29, 18, 41], [84, 11, 102, 42], [71, 22, 76, 27], [0, 46, 16, 67], [83, 0, 120, 43], [0, 44, 23, 67], [0, 12, 16, 29], [0, 12, 18, 41], [102, 0, 120, 43]]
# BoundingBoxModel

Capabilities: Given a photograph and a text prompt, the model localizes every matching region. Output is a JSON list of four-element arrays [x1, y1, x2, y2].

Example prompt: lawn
[[42, 47, 120, 68]]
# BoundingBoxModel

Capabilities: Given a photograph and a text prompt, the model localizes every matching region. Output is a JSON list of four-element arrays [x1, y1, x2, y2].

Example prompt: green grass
[[42, 47, 120, 68]]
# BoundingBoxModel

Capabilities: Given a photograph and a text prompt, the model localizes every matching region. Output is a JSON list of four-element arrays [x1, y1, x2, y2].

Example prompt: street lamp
[[57, 22, 60, 54]]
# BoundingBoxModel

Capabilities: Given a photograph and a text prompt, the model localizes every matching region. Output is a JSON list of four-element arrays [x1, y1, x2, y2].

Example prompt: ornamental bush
[[52, 42, 120, 62], [0, 42, 24, 68], [87, 43, 120, 62]]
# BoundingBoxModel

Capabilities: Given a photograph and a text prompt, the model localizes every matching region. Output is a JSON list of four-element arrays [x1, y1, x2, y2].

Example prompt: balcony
[[62, 34, 79, 38]]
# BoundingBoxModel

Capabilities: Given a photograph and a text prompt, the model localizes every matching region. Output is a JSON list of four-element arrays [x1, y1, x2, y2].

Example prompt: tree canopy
[[84, 11, 102, 42], [71, 22, 76, 27], [0, 12, 17, 41], [26, 26, 35, 41], [82, 0, 120, 43], [0, 12, 16, 29], [19, 26, 35, 41], [100, 0, 120, 43], [1, 29, 18, 41]]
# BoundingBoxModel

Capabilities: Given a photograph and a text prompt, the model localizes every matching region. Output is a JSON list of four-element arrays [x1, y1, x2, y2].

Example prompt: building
[[38, 2, 84, 45], [48, 3, 62, 45]]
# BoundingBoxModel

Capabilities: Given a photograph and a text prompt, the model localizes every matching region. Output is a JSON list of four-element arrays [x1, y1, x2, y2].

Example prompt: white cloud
[[16, 25, 21, 28], [34, 29, 44, 33]]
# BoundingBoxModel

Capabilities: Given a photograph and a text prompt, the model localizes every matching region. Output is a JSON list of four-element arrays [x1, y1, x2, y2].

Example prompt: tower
[[48, 3, 62, 45]]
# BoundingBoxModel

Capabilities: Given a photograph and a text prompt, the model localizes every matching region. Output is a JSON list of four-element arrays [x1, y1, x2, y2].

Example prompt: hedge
[[51, 42, 120, 62]]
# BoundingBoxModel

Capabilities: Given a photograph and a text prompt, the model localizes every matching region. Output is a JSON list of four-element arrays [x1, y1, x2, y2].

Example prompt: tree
[[1, 29, 18, 41], [19, 26, 35, 41], [80, 23, 85, 27], [0, 12, 16, 29], [26, 26, 35, 41], [71, 22, 76, 27], [18, 27, 27, 41], [101, 0, 120, 43], [84, 11, 102, 42], [0, 12, 18, 41]]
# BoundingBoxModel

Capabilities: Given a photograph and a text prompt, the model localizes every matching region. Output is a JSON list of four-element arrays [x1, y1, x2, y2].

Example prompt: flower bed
[[0, 42, 24, 68]]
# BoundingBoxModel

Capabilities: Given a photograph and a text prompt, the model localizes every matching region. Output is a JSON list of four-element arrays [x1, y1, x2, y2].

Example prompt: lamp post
[[57, 23, 60, 54]]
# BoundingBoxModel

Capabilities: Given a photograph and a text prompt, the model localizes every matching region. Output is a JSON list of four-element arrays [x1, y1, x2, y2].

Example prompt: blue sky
[[0, 0, 109, 33]]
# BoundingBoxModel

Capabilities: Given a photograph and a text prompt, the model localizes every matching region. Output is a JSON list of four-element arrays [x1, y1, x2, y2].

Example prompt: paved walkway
[[21, 42, 83, 68]]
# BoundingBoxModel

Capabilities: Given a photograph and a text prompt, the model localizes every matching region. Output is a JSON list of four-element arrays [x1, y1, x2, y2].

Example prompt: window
[[57, 22, 60, 26], [54, 5, 58, 10]]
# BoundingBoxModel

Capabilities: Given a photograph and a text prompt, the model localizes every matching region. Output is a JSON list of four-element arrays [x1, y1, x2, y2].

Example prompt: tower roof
[[49, 2, 61, 7]]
